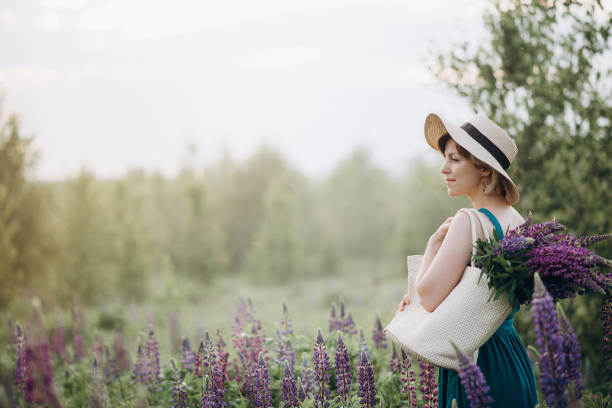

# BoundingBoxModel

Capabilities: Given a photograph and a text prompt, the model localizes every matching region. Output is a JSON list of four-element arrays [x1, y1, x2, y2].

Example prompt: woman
[[396, 113, 539, 407]]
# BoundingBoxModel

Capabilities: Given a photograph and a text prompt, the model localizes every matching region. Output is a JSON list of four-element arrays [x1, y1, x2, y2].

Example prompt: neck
[[468, 190, 508, 211]]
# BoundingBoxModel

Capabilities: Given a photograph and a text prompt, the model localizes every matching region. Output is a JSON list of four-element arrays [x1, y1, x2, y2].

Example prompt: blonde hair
[[438, 133, 510, 203]]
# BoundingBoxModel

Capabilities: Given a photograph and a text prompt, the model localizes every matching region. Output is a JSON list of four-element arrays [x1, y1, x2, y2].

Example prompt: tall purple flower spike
[[254, 352, 272, 408], [146, 325, 160, 384], [399, 349, 417, 407], [300, 353, 315, 399], [372, 316, 387, 349], [602, 295, 612, 383], [15, 324, 25, 395], [328, 304, 341, 333], [389, 344, 401, 373], [334, 332, 352, 403], [358, 349, 376, 408], [556, 303, 583, 403], [170, 360, 188, 408], [418, 359, 438, 408], [358, 329, 370, 359], [312, 329, 331, 408], [281, 302, 294, 336], [281, 361, 299, 407], [450, 340, 493, 408], [181, 337, 195, 372], [132, 344, 147, 384], [532, 272, 570, 407]]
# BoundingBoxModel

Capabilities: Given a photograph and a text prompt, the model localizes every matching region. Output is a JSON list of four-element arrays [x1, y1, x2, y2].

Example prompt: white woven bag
[[383, 208, 512, 371]]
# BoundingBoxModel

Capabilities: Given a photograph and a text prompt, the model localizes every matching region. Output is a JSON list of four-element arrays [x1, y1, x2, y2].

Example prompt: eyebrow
[[445, 152, 459, 157]]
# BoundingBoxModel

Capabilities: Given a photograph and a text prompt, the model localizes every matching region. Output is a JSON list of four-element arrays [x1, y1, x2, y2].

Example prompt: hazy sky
[[0, 0, 489, 180]]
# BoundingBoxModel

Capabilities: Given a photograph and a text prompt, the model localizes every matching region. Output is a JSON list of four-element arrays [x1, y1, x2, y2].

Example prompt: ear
[[481, 168, 492, 177]]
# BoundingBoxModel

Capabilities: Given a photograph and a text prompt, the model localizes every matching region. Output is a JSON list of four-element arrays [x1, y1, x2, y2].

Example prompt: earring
[[482, 178, 489, 192]]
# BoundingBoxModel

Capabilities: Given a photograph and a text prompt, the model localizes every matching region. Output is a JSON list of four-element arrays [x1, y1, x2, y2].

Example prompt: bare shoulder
[[509, 207, 526, 226]]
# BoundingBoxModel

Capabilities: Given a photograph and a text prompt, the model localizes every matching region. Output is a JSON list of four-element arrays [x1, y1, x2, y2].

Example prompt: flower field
[[3, 278, 612, 408]]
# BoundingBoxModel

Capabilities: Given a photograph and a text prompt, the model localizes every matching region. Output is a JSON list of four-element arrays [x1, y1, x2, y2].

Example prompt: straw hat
[[424, 113, 520, 205]]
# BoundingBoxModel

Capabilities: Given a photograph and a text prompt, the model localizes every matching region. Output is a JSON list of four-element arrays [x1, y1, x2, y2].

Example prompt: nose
[[440, 159, 451, 175]]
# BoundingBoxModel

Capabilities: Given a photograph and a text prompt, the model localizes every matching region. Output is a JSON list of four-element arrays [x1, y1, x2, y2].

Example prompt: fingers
[[397, 294, 411, 312]]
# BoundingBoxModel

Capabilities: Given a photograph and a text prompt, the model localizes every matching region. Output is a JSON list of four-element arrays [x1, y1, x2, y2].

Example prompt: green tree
[[208, 146, 294, 271], [246, 172, 310, 282], [0, 110, 52, 308], [54, 170, 114, 305], [433, 0, 611, 391], [319, 148, 394, 259]]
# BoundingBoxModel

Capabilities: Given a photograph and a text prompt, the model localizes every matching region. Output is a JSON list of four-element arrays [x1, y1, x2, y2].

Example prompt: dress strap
[[477, 208, 504, 240]]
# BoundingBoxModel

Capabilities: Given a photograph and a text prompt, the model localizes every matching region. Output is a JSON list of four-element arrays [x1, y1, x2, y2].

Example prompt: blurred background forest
[[1, 0, 611, 395]]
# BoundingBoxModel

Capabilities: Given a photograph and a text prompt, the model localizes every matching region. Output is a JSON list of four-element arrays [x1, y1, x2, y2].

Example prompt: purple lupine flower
[[132, 344, 147, 384], [281, 361, 299, 407], [300, 353, 315, 399], [92, 339, 104, 362], [389, 344, 401, 373], [238, 353, 255, 401], [254, 352, 272, 408], [202, 375, 217, 408], [556, 304, 583, 403], [73, 328, 84, 363], [399, 349, 417, 407], [51, 318, 66, 359], [24, 340, 61, 407], [532, 273, 570, 407], [113, 333, 130, 373], [418, 359, 438, 408], [248, 327, 268, 370], [329, 304, 340, 333], [15, 324, 25, 395], [372, 316, 387, 349], [103, 345, 118, 385], [211, 352, 229, 408], [281, 302, 294, 336], [273, 327, 285, 366], [334, 332, 352, 403], [358, 350, 377, 408], [344, 312, 357, 336], [450, 341, 492, 408], [181, 337, 196, 372], [216, 328, 228, 361], [603, 295, 612, 383], [500, 236, 536, 254], [358, 329, 370, 359], [145, 325, 160, 384], [287, 339, 297, 371], [296, 377, 306, 402], [204, 331, 217, 370], [575, 233, 612, 248], [90, 357, 110, 407], [171, 360, 188, 408], [312, 329, 331, 408], [525, 243, 609, 299], [195, 339, 206, 377]]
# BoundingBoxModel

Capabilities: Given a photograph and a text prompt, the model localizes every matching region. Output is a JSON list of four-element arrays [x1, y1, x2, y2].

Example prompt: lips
[[445, 179, 455, 183]]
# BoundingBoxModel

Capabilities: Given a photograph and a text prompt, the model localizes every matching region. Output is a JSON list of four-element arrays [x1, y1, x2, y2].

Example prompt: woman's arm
[[415, 212, 473, 312], [415, 216, 453, 287]]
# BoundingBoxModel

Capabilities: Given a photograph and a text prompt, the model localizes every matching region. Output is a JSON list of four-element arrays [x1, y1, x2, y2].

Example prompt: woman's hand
[[395, 293, 410, 316], [430, 216, 453, 244]]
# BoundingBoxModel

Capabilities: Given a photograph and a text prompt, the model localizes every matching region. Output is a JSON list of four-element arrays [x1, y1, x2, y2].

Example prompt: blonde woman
[[397, 114, 538, 407]]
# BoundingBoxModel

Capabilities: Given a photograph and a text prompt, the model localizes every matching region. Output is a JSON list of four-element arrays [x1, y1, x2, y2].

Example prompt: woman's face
[[440, 138, 482, 198]]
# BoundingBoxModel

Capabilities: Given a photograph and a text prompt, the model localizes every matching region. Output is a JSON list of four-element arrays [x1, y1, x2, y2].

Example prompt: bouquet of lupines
[[473, 212, 612, 309]]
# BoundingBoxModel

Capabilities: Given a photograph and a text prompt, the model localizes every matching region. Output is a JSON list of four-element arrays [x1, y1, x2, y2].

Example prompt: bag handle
[[457, 208, 490, 267]]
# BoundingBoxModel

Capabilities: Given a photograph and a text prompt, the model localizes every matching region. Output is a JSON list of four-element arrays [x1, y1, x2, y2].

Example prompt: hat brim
[[424, 113, 520, 206]]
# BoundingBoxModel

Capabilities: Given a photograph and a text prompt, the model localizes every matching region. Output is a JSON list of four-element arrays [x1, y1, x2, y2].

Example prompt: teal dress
[[437, 208, 539, 408]]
